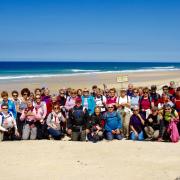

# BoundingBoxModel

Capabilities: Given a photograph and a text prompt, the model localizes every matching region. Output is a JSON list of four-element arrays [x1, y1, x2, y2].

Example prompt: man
[[0, 103, 19, 141], [104, 104, 123, 140], [67, 98, 89, 141]]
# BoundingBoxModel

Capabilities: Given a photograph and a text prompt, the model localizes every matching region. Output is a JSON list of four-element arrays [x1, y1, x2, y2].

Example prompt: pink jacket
[[167, 119, 179, 143]]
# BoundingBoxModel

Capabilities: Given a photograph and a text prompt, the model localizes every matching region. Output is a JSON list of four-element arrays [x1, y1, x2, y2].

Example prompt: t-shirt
[[140, 98, 151, 110], [118, 96, 131, 104], [146, 114, 160, 130], [131, 96, 139, 109], [129, 114, 144, 133]]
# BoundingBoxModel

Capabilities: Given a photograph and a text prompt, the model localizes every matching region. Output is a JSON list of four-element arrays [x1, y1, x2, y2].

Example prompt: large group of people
[[0, 81, 180, 143]]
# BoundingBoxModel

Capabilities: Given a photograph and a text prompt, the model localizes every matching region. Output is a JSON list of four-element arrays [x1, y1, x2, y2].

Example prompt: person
[[158, 104, 179, 142], [57, 89, 66, 107], [0, 91, 17, 120], [20, 100, 42, 140], [139, 87, 152, 118], [91, 85, 98, 97], [41, 88, 52, 116], [46, 103, 66, 140], [104, 104, 123, 140], [0, 103, 19, 141], [11, 90, 21, 112], [129, 106, 145, 141], [157, 93, 174, 109], [127, 83, 134, 97], [144, 106, 161, 140], [67, 98, 89, 141], [87, 106, 104, 142], [162, 85, 172, 99], [81, 88, 96, 115], [77, 89, 83, 98], [131, 88, 140, 109], [118, 88, 132, 138], [169, 81, 176, 97], [94, 88, 107, 113], [65, 89, 77, 112], [34, 88, 41, 96], [106, 88, 118, 108], [33, 95, 47, 139], [150, 85, 160, 107]]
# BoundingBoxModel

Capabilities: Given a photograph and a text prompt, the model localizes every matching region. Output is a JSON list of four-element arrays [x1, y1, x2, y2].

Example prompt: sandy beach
[[0, 70, 180, 94], [0, 70, 180, 180], [0, 140, 180, 180]]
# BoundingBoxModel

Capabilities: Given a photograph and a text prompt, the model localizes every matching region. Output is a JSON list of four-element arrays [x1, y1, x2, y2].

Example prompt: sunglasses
[[108, 107, 114, 109], [60, 93, 65, 95], [165, 108, 171, 110], [134, 91, 138, 93], [143, 92, 148, 94], [54, 107, 60, 110], [23, 93, 28, 96], [133, 109, 138, 112], [2, 107, 8, 110]]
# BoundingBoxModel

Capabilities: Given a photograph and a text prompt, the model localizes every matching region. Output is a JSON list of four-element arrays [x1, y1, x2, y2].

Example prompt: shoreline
[[0, 70, 179, 93]]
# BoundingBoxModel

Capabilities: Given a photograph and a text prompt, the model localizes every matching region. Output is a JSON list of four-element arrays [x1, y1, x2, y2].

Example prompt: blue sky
[[0, 0, 180, 61]]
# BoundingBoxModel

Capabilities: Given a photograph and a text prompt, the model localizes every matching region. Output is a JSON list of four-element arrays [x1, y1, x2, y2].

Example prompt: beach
[[0, 70, 180, 94], [0, 140, 180, 180], [0, 69, 180, 180]]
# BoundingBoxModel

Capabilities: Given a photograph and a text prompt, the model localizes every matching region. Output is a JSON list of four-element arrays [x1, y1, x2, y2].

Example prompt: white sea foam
[[0, 66, 179, 80]]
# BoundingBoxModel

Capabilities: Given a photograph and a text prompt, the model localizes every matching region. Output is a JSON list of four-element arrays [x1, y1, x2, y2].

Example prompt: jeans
[[22, 124, 37, 140], [130, 131, 144, 141], [106, 132, 123, 140], [48, 128, 62, 140]]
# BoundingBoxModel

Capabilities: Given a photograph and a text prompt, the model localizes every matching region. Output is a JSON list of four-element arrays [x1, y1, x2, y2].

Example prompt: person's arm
[[59, 113, 66, 122], [130, 125, 138, 136], [67, 109, 73, 129], [117, 111, 122, 129], [20, 109, 27, 121], [46, 113, 54, 128], [11, 102, 17, 120], [137, 114, 145, 125], [0, 116, 7, 132], [42, 102, 47, 119]]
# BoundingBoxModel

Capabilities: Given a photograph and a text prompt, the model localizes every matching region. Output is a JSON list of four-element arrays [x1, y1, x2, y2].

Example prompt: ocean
[[0, 61, 180, 81]]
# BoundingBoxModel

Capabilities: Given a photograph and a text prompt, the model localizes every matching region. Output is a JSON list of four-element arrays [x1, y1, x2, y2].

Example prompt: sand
[[0, 70, 180, 180], [0, 70, 180, 94], [0, 140, 180, 180]]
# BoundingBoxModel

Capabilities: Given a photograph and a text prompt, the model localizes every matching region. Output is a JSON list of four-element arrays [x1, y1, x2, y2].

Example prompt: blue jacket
[[104, 111, 122, 132], [1, 99, 17, 119], [81, 95, 95, 115]]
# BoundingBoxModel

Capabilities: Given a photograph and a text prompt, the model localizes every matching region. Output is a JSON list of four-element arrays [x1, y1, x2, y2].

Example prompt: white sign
[[116, 75, 128, 83]]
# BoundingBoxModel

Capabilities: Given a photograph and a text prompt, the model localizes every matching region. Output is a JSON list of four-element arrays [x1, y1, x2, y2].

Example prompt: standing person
[[34, 88, 41, 96], [94, 88, 107, 113], [169, 81, 176, 97], [67, 98, 89, 141], [33, 95, 47, 139], [139, 87, 152, 118], [104, 104, 123, 140], [129, 106, 145, 141], [0, 103, 19, 141], [87, 106, 104, 143], [106, 88, 118, 108], [127, 83, 134, 97], [11, 90, 21, 112], [46, 103, 66, 140], [157, 93, 174, 110], [131, 88, 140, 109], [0, 91, 17, 120], [41, 88, 52, 116], [81, 88, 96, 115], [77, 89, 83, 98], [20, 100, 41, 140], [144, 107, 161, 140], [57, 89, 66, 107], [150, 85, 160, 107], [91, 85, 98, 97], [65, 89, 77, 112], [118, 88, 132, 139], [162, 85, 172, 99]]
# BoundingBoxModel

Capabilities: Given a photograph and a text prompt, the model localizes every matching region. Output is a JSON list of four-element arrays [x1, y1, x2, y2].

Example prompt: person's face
[[152, 110, 158, 116], [71, 92, 77, 98], [176, 90, 180, 97], [30, 93, 34, 100], [12, 93, 18, 100], [2, 95, 8, 102], [83, 91, 89, 97], [120, 91, 126, 97], [143, 91, 149, 97], [35, 96, 41, 103], [1, 105, 8, 114], [27, 101, 33, 108], [109, 91, 115, 97], [77, 90, 82, 96], [133, 109, 139, 115], [97, 90, 101, 96], [76, 102, 82, 107], [163, 87, 168, 94], [22, 92, 28, 100], [108, 106, 114, 112], [151, 88, 156, 94], [133, 90, 138, 97], [35, 90, 41, 96], [128, 84, 133, 90], [52, 96, 57, 103], [95, 108, 101, 115], [44, 89, 50, 96], [53, 105, 60, 113], [59, 91, 65, 97], [164, 107, 172, 113]]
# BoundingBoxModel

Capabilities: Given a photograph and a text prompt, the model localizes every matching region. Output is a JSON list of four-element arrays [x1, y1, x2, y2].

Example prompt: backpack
[[0, 112, 13, 126]]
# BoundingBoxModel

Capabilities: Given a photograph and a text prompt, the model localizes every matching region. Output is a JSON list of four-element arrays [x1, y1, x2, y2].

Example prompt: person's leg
[[115, 134, 123, 140], [71, 131, 80, 141], [80, 130, 86, 141], [124, 112, 131, 138], [22, 124, 30, 140], [97, 131, 104, 140], [153, 130, 159, 140], [130, 132, 137, 140], [106, 131, 114, 140], [138, 131, 144, 141], [0, 131, 4, 141], [48, 128, 61, 140], [144, 126, 154, 138], [30, 126, 37, 140]]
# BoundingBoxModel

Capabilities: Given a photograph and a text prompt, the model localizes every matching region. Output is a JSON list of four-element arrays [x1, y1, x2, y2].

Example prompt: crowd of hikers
[[0, 80, 180, 143]]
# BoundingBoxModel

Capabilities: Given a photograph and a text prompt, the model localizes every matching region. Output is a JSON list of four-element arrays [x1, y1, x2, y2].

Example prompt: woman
[[158, 104, 179, 142], [65, 89, 77, 112], [87, 106, 104, 142], [131, 88, 140, 109], [106, 88, 118, 107], [0, 91, 17, 120], [46, 103, 66, 140], [81, 88, 96, 115], [129, 106, 145, 141], [20, 100, 42, 140], [0, 103, 19, 141], [139, 87, 152, 118], [118, 88, 132, 139]]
